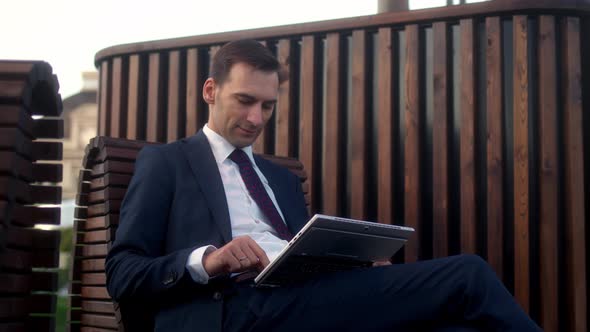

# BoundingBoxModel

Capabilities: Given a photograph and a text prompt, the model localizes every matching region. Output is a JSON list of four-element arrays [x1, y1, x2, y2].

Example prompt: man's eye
[[237, 97, 254, 105], [262, 103, 275, 110]]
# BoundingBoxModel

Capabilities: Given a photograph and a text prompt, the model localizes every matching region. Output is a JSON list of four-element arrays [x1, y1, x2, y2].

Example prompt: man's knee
[[454, 254, 494, 276], [456, 254, 486, 265]]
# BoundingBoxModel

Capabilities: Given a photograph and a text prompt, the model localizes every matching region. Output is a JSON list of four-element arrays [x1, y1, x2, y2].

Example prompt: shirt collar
[[203, 124, 256, 165]]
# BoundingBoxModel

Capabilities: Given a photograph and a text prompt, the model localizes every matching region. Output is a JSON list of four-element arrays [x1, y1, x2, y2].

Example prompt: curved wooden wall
[[0, 61, 64, 332], [94, 1, 589, 331]]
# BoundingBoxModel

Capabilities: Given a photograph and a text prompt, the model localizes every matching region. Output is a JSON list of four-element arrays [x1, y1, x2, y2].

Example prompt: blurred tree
[[60, 227, 73, 253]]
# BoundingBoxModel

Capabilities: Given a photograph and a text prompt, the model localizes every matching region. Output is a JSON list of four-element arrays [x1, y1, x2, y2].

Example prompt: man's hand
[[373, 259, 392, 267], [203, 236, 270, 277]]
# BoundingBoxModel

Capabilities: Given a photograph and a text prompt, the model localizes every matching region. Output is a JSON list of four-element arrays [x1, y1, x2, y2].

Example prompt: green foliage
[[60, 227, 73, 253], [57, 227, 74, 331], [55, 295, 68, 332]]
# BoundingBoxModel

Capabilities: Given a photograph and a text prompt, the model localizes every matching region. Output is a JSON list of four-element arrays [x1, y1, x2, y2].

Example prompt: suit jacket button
[[212, 292, 223, 301], [163, 271, 177, 285]]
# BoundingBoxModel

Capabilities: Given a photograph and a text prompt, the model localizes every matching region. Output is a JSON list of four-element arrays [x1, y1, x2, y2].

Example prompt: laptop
[[254, 214, 414, 287]]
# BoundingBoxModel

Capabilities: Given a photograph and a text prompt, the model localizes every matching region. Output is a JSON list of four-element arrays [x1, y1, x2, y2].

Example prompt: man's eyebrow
[[233, 92, 277, 103]]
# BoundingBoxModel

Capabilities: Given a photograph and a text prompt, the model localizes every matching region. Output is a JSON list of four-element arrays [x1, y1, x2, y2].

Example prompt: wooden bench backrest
[[67, 135, 309, 331], [0, 60, 64, 332]]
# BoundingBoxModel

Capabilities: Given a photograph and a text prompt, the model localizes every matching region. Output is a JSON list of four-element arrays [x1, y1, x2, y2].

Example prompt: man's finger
[[246, 240, 270, 268], [240, 245, 262, 270], [231, 248, 251, 267], [222, 249, 243, 273]]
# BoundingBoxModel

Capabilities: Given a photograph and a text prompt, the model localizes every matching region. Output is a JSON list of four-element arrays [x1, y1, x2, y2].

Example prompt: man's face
[[204, 62, 279, 148]]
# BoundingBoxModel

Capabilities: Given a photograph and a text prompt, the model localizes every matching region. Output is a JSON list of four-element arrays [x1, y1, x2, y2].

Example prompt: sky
[[1, 0, 377, 98], [0, 0, 484, 98]]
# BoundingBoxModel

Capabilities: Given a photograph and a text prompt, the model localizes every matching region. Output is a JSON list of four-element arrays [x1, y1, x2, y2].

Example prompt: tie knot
[[229, 149, 251, 166]]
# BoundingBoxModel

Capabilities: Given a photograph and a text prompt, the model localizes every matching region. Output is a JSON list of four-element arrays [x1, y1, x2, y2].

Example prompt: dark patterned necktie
[[229, 149, 293, 241]]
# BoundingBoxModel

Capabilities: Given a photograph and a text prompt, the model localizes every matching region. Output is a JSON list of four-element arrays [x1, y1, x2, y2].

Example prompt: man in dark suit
[[106, 39, 540, 332]]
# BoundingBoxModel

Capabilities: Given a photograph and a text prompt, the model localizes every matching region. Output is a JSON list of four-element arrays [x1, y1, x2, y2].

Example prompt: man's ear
[[203, 78, 216, 104]]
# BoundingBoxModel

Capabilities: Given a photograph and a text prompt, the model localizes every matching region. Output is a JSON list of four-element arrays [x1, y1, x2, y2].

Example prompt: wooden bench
[[0, 60, 64, 332], [67, 135, 309, 331]]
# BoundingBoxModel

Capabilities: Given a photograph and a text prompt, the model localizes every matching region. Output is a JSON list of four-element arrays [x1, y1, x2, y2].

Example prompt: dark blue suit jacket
[[105, 130, 310, 332]]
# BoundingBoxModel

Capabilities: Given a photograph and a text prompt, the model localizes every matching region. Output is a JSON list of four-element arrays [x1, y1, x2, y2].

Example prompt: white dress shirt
[[185, 124, 289, 283]]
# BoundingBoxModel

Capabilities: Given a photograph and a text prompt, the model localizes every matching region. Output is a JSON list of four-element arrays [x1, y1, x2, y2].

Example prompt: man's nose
[[246, 105, 263, 126]]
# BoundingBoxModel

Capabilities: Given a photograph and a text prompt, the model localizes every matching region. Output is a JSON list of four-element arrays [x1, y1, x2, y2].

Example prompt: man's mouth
[[238, 127, 258, 135]]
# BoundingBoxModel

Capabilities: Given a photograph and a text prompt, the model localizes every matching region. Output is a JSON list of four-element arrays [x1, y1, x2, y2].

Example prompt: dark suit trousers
[[223, 254, 541, 332]]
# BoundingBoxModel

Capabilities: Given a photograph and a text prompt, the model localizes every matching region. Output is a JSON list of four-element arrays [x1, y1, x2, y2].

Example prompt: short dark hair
[[210, 39, 284, 85]]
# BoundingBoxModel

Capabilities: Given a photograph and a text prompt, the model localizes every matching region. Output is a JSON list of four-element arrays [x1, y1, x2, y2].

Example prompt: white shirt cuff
[[185, 245, 217, 284]]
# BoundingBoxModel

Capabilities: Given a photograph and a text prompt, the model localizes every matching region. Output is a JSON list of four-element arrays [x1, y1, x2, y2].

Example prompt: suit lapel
[[180, 131, 232, 243]]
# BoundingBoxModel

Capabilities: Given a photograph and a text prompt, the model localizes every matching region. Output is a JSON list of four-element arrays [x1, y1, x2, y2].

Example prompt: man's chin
[[230, 137, 258, 148]]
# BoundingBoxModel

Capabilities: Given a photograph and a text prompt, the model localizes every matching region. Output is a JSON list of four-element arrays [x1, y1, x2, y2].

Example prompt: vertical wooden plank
[[147, 53, 162, 142], [109, 58, 123, 138], [350, 30, 368, 220], [486, 16, 504, 277], [253, 41, 269, 154], [167, 50, 181, 142], [300, 36, 318, 214], [252, 131, 267, 155], [377, 27, 394, 225], [538, 15, 559, 332], [98, 61, 109, 136], [207, 45, 222, 135], [460, 19, 477, 254], [404, 24, 421, 262], [209, 45, 221, 79], [562, 16, 587, 332], [127, 55, 140, 139], [275, 39, 294, 157], [186, 48, 203, 136], [252, 128, 267, 154], [513, 15, 530, 313], [207, 44, 222, 134], [432, 22, 450, 258], [324, 33, 343, 216]]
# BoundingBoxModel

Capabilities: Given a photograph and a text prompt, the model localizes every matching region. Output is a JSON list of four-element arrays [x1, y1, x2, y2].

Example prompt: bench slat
[[90, 174, 132, 190], [80, 243, 110, 258], [32, 118, 64, 139], [0, 248, 31, 271], [81, 215, 119, 231], [80, 313, 118, 329], [0, 177, 31, 203], [0, 105, 34, 137], [92, 161, 134, 176], [95, 146, 140, 163], [32, 163, 63, 182], [80, 259, 106, 272], [81, 229, 115, 244], [81, 286, 111, 300], [88, 188, 127, 204], [80, 325, 118, 332], [0, 274, 31, 294], [31, 185, 62, 204], [0, 151, 32, 181], [2, 201, 60, 227], [0, 322, 26, 332], [0, 127, 33, 157], [87, 201, 121, 217], [81, 300, 115, 314], [81, 273, 107, 286], [0, 298, 27, 319], [31, 141, 62, 161]]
